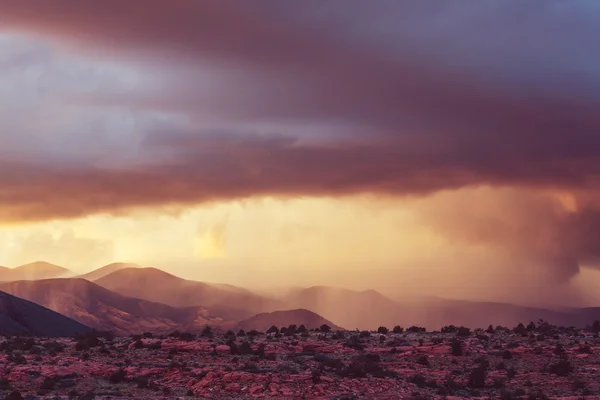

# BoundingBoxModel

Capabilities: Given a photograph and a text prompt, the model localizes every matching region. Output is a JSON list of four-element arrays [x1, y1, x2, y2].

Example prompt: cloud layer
[[1, 1, 600, 282]]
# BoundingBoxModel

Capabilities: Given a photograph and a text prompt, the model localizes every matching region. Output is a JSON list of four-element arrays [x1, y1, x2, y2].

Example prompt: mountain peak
[[0, 262, 73, 281], [79, 262, 141, 281]]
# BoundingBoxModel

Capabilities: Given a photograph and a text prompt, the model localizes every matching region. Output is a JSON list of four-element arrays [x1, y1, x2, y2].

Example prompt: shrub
[[298, 325, 307, 333], [549, 359, 573, 376], [377, 326, 389, 334], [239, 341, 253, 355], [267, 326, 279, 334], [393, 325, 404, 334], [416, 355, 429, 366], [451, 340, 463, 356], [333, 330, 345, 340], [407, 326, 426, 333], [5, 391, 24, 400], [136, 375, 149, 389], [201, 326, 213, 337], [441, 325, 458, 334], [237, 329, 246, 337], [0, 378, 11, 389], [468, 365, 487, 388], [513, 323, 527, 335], [457, 326, 471, 337], [359, 331, 371, 338], [554, 343, 565, 355], [320, 324, 331, 333], [409, 374, 427, 388], [40, 377, 56, 391], [486, 325, 495, 334], [109, 369, 127, 384]]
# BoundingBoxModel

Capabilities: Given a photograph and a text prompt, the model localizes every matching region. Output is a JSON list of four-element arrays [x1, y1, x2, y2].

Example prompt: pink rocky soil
[[0, 323, 599, 399]]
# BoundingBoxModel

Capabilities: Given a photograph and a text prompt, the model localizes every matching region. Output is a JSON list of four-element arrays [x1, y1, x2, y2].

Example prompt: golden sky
[[1, 187, 598, 308]]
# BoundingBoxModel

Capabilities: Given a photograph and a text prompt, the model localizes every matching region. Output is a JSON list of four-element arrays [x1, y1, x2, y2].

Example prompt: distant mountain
[[396, 300, 587, 330], [95, 268, 282, 319], [78, 262, 140, 281], [236, 309, 342, 332], [0, 261, 73, 282], [279, 285, 600, 330], [0, 290, 91, 337], [282, 286, 401, 330], [0, 279, 235, 335]]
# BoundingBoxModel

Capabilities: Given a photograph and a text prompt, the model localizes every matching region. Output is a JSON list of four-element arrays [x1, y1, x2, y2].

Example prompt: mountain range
[[0, 278, 234, 335], [94, 267, 283, 320], [1, 261, 600, 335]]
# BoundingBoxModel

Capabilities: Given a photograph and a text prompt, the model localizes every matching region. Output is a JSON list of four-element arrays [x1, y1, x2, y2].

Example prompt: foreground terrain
[[1, 322, 600, 399]]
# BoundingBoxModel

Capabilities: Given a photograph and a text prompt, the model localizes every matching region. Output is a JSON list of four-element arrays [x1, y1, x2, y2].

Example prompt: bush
[[441, 325, 458, 334], [549, 359, 573, 376], [513, 323, 527, 335], [457, 326, 471, 337], [266, 326, 279, 334], [407, 326, 426, 333], [237, 329, 246, 337], [320, 324, 331, 333], [5, 391, 24, 400], [393, 325, 404, 334], [359, 331, 371, 338], [239, 341, 253, 355], [201, 326, 213, 337], [377, 326, 389, 334], [136, 375, 149, 389], [468, 365, 488, 388], [416, 355, 429, 366], [0, 378, 10, 389], [451, 340, 463, 356], [109, 369, 127, 384], [40, 377, 56, 391]]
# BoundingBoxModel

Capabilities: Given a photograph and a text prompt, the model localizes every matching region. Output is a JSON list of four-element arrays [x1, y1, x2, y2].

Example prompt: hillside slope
[[0, 290, 91, 336], [95, 268, 282, 319]]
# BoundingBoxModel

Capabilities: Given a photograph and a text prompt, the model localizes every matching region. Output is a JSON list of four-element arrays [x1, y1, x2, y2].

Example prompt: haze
[[2, 1, 600, 309]]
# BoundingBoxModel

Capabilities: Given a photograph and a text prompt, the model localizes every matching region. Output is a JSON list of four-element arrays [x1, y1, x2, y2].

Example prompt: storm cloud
[[1, 1, 600, 280]]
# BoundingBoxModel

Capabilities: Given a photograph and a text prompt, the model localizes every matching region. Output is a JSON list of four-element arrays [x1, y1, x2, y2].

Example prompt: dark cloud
[[1, 0, 600, 282]]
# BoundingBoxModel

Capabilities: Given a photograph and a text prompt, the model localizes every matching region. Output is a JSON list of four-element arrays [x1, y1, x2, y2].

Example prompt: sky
[[1, 1, 600, 306]]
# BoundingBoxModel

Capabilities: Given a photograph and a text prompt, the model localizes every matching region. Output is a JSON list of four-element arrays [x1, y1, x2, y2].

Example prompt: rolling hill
[[95, 268, 282, 319], [78, 262, 140, 281], [0, 279, 235, 335], [0, 290, 91, 337], [0, 261, 73, 282], [236, 309, 342, 332]]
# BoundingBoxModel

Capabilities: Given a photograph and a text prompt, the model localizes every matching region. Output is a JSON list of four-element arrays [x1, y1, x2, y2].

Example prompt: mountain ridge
[[0, 278, 235, 335]]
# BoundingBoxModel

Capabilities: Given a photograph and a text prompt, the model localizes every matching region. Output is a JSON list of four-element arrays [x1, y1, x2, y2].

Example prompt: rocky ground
[[0, 322, 599, 399]]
